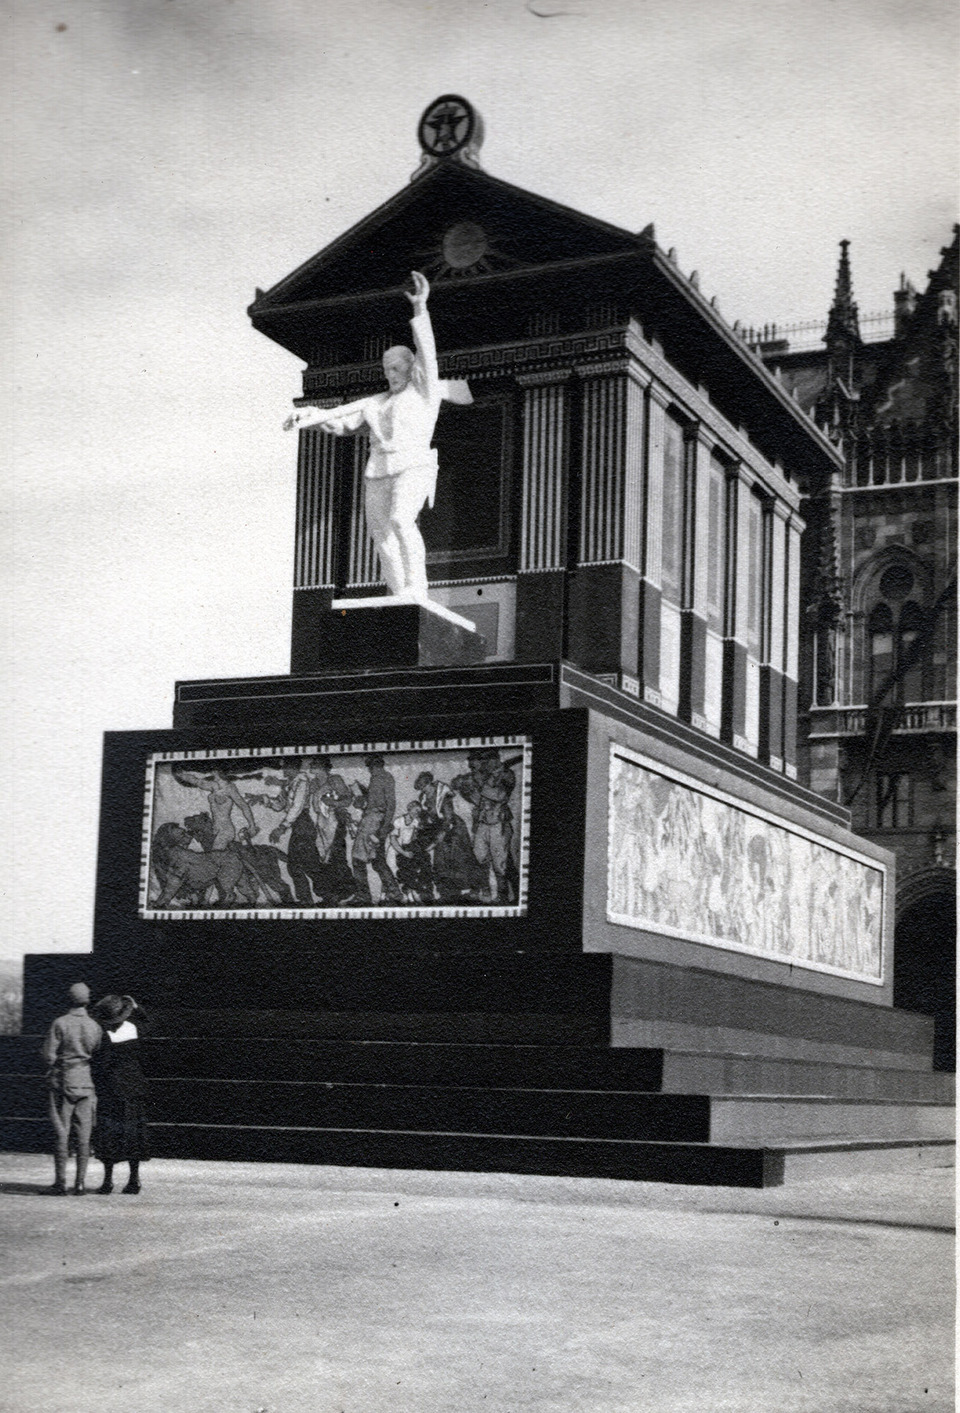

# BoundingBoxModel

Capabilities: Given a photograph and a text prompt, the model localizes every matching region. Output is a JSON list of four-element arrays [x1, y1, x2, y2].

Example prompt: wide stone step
[[8, 1032, 949, 1100], [1, 1073, 708, 1141], [138, 1038, 663, 1089], [147, 1011, 611, 1045], [148, 1080, 714, 1142], [660, 1051, 956, 1102], [709, 1097, 955, 1144], [1, 1114, 951, 1187], [4, 1071, 951, 1147]]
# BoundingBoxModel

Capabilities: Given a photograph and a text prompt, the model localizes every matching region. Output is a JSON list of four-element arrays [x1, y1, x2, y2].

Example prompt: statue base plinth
[[291, 589, 487, 673]]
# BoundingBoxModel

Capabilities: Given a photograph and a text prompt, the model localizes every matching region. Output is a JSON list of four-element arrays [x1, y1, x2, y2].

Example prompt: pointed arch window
[[898, 600, 926, 701], [867, 602, 894, 700]]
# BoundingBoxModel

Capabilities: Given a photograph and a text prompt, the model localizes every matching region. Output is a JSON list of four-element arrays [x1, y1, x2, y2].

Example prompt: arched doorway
[[894, 876, 956, 1071]]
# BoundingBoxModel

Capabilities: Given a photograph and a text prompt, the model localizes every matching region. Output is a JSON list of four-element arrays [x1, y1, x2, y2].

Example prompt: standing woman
[[90, 995, 150, 1194]]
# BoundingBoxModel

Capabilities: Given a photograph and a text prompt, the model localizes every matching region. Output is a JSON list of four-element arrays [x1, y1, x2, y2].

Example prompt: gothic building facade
[[761, 231, 958, 1066]]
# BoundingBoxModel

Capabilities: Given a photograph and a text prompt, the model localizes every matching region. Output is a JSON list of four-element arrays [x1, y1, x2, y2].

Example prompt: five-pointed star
[[425, 103, 468, 151]]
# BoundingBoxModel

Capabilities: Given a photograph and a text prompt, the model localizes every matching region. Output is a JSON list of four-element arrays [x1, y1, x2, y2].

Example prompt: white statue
[[284, 271, 471, 602]]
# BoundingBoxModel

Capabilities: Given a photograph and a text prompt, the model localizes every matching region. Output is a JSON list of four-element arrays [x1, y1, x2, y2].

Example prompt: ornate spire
[[825, 240, 861, 349]]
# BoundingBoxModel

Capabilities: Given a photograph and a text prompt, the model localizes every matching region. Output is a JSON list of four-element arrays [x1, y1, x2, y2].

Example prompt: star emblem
[[418, 96, 475, 157]]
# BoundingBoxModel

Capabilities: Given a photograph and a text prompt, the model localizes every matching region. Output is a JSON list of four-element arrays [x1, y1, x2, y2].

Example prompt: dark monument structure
[[3, 98, 953, 1185]]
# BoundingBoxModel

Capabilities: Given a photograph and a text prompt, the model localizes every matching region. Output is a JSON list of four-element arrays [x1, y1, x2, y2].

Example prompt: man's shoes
[[121, 1181, 141, 1195], [97, 1181, 114, 1194], [48, 1182, 67, 1196], [73, 1183, 87, 1196]]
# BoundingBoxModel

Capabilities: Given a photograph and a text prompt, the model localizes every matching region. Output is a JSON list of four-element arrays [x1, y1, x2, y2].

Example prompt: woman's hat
[[93, 994, 135, 1026]]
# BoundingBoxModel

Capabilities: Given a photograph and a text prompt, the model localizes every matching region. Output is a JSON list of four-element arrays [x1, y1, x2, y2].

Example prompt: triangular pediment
[[254, 161, 642, 309]]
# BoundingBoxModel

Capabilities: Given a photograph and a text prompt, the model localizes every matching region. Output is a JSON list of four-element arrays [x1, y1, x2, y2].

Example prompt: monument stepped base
[[3, 949, 952, 1188]]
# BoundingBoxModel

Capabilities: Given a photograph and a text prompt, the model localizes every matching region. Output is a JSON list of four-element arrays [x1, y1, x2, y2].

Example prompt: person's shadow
[[0, 1181, 67, 1196]]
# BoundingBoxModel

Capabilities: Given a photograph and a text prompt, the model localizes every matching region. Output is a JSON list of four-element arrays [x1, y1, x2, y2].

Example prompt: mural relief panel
[[140, 737, 530, 920], [607, 746, 885, 983]]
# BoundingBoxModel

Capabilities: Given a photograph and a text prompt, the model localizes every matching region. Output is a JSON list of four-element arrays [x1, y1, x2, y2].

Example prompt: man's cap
[[68, 982, 90, 1006]]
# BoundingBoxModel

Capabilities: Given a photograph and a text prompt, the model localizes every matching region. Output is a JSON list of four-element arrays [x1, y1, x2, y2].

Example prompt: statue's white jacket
[[298, 310, 471, 507]]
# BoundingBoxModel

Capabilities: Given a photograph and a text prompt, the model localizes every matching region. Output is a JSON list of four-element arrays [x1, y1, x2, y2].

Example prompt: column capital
[[573, 357, 631, 379], [726, 459, 757, 489], [684, 420, 718, 451], [647, 382, 673, 411], [516, 368, 573, 388]]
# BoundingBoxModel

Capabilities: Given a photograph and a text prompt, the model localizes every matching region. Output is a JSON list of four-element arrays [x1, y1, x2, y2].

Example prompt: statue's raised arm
[[282, 271, 471, 602]]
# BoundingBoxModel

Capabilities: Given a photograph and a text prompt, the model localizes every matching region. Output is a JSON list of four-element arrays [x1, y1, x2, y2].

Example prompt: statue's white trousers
[[364, 462, 434, 596]]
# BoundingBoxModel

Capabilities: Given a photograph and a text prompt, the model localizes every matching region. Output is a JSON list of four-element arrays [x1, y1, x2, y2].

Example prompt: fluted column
[[637, 384, 667, 705], [759, 501, 789, 770], [783, 511, 803, 777], [347, 433, 379, 587], [679, 424, 713, 730], [721, 463, 751, 750], [565, 362, 646, 677], [577, 366, 644, 569], [514, 373, 574, 664], [294, 427, 339, 590], [519, 371, 569, 573], [515, 371, 569, 660]]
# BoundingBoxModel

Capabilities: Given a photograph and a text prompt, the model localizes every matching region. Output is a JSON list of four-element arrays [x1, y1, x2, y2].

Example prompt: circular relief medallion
[[418, 95, 477, 157], [441, 221, 488, 271]]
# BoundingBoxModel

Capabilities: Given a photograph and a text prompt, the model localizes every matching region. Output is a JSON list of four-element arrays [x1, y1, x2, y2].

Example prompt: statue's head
[[383, 344, 414, 394]]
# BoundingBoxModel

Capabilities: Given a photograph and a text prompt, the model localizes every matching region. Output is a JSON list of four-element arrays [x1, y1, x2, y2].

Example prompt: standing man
[[41, 982, 102, 1195], [351, 754, 404, 905], [283, 271, 471, 601]]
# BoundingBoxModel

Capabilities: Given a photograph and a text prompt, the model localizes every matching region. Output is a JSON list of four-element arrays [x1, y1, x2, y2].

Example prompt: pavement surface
[[0, 1152, 954, 1413]]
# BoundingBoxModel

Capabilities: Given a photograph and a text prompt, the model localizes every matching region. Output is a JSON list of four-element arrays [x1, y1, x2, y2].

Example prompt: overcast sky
[[2, 0, 957, 967]]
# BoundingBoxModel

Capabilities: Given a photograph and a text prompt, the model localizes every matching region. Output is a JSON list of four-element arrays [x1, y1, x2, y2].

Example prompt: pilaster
[[783, 511, 803, 777], [679, 424, 713, 730], [565, 361, 645, 676], [759, 501, 787, 770], [638, 383, 667, 705], [721, 463, 751, 749]]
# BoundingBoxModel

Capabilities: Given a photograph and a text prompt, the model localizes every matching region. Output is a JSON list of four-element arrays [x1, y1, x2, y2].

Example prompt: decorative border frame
[[606, 743, 886, 984], [139, 734, 531, 921]]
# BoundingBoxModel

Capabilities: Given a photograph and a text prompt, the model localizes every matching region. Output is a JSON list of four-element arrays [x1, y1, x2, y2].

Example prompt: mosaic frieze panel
[[140, 737, 530, 920], [607, 747, 884, 982]]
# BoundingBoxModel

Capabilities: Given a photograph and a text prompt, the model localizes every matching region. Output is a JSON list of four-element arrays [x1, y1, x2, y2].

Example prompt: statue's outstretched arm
[[284, 398, 369, 434], [406, 271, 439, 392]]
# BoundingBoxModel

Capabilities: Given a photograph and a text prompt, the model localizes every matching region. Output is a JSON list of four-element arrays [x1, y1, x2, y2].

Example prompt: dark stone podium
[[292, 591, 487, 674]]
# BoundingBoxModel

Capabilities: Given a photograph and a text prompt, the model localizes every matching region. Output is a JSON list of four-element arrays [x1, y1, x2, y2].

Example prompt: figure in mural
[[350, 754, 404, 904], [265, 759, 338, 906], [183, 812, 295, 907], [282, 271, 472, 601], [432, 800, 489, 903], [452, 749, 521, 903], [389, 802, 435, 902], [173, 766, 257, 849], [310, 757, 355, 903], [414, 770, 453, 852], [151, 822, 245, 908]]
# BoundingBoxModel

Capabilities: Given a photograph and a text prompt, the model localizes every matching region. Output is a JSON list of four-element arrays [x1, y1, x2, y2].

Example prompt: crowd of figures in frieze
[[141, 740, 530, 918], [607, 747, 885, 984]]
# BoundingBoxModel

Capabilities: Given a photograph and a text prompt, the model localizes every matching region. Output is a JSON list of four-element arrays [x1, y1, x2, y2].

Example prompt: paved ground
[[0, 1153, 953, 1413]]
